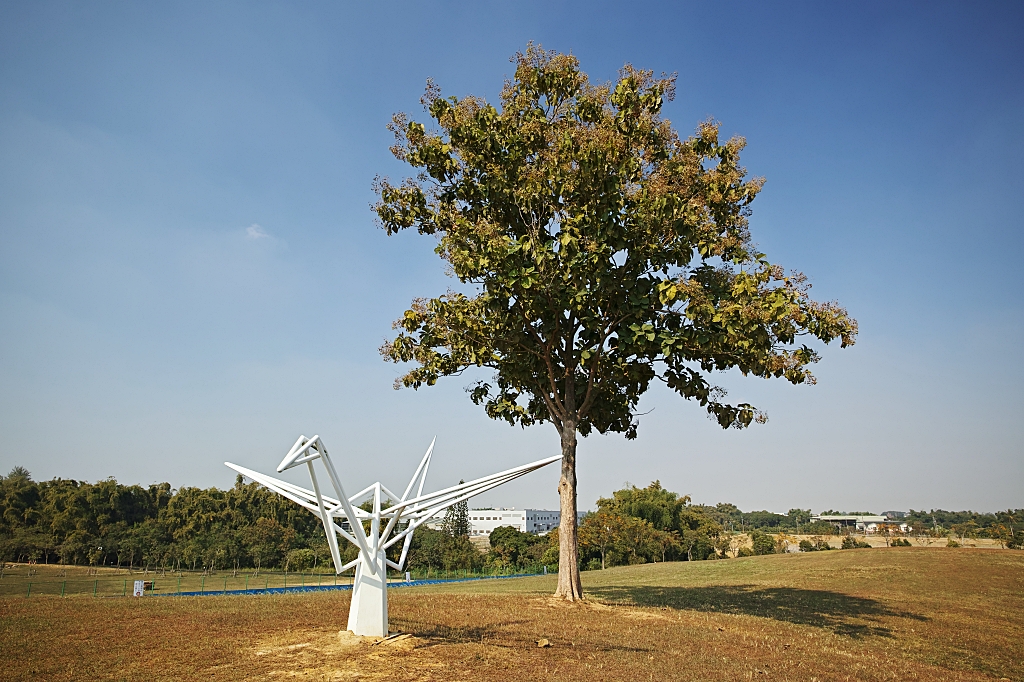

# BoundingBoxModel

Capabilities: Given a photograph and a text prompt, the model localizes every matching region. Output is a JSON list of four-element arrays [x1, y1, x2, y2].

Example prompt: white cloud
[[245, 224, 269, 239]]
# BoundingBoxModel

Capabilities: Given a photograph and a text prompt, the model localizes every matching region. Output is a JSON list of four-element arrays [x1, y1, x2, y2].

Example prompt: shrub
[[807, 536, 833, 551], [737, 546, 754, 557], [891, 538, 912, 547], [798, 539, 816, 552], [285, 548, 315, 572], [841, 536, 871, 549], [947, 537, 960, 548]]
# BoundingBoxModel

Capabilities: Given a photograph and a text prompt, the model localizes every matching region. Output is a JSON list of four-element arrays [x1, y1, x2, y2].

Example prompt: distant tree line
[[699, 504, 832, 535], [0, 466, 551, 574], [0, 467, 328, 572], [3, 467, 1020, 572], [902, 509, 1023, 546]]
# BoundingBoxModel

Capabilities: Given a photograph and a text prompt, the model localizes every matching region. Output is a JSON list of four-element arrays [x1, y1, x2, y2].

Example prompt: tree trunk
[[555, 422, 583, 600]]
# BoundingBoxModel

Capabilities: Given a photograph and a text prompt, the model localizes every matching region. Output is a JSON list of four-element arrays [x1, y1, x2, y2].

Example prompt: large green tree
[[376, 45, 857, 599]]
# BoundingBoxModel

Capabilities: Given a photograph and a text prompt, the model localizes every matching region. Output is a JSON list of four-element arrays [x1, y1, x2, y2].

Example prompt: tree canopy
[[375, 44, 857, 599]]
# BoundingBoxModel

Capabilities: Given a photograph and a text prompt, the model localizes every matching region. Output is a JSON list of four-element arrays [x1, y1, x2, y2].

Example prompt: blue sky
[[1, 1, 1021, 514]]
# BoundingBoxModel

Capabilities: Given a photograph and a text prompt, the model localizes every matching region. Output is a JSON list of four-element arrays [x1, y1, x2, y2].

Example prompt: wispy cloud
[[245, 224, 269, 239]]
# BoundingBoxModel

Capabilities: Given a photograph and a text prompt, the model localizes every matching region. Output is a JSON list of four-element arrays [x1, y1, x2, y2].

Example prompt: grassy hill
[[2, 548, 1022, 681]]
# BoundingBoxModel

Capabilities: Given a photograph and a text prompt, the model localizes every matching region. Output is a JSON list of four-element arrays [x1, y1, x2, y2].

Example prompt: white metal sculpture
[[225, 435, 560, 637]]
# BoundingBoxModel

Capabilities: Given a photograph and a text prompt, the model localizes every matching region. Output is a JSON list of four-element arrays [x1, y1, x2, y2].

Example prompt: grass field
[[0, 563, 528, 598], [0, 564, 356, 598], [2, 548, 1021, 681]]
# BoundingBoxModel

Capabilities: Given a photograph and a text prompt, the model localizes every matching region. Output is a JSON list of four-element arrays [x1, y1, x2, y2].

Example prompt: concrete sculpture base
[[348, 550, 388, 636]]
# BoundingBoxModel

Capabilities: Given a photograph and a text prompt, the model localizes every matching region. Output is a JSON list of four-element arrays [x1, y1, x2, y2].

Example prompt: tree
[[309, 536, 330, 573], [597, 481, 688, 531], [655, 528, 683, 563], [580, 507, 685, 567], [841, 535, 870, 549], [578, 510, 629, 569], [787, 508, 811, 532], [951, 520, 978, 546], [243, 517, 284, 576], [377, 45, 857, 599], [421, 483, 480, 572], [801, 520, 836, 535], [441, 481, 470, 537], [678, 505, 724, 561], [749, 530, 776, 556], [488, 525, 546, 569]]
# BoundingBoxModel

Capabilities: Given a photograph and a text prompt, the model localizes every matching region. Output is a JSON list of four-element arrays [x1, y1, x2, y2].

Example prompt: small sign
[[405, 572, 411, 582], [133, 580, 145, 597]]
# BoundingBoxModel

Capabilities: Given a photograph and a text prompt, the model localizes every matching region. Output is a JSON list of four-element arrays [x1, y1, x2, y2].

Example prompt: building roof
[[814, 515, 887, 523]]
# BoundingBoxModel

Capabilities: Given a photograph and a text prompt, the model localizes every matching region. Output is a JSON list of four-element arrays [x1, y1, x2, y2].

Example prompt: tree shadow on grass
[[588, 584, 929, 638], [391, 619, 519, 645], [391, 617, 653, 653]]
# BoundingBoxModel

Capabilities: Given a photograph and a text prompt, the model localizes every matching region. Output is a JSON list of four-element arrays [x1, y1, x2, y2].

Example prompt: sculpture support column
[[347, 550, 388, 637]]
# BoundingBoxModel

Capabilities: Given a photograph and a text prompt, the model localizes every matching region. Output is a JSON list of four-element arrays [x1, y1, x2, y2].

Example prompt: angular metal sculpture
[[226, 435, 560, 637]]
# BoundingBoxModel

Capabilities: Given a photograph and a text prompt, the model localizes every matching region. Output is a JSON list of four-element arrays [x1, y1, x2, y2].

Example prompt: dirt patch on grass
[[247, 629, 429, 679]]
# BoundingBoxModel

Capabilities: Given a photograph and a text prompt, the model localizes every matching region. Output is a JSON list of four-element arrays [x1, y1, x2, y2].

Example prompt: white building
[[470, 508, 591, 536], [813, 514, 910, 534], [426, 507, 587, 536]]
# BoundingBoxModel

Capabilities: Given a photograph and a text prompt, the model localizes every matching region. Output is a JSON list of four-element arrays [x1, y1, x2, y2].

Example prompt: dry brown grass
[[0, 562, 354, 598], [2, 548, 1021, 681]]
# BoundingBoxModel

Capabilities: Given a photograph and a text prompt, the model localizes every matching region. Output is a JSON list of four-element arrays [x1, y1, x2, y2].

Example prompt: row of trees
[[5, 466, 1019, 573], [0, 466, 554, 575], [702, 504, 835, 534], [0, 466, 324, 573], [902, 509, 1023, 544], [705, 506, 1024, 540]]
